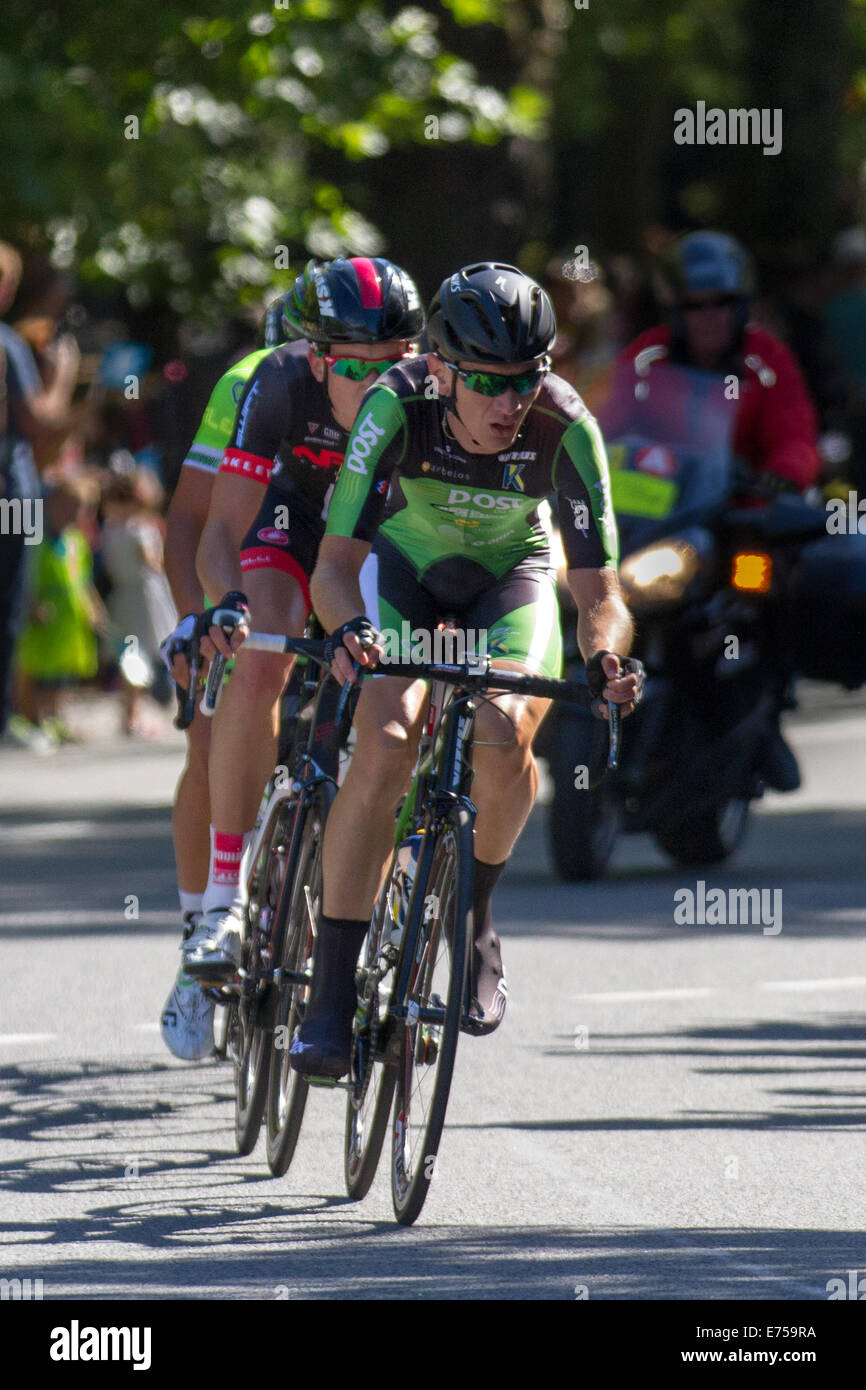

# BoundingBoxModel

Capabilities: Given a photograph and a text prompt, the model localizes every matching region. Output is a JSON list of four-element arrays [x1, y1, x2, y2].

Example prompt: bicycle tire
[[390, 804, 473, 1225], [265, 778, 335, 1176], [344, 885, 399, 1201], [234, 804, 293, 1156]]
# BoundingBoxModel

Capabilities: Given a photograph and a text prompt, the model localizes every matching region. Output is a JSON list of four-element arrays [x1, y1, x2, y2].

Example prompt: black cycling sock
[[471, 858, 507, 1019], [304, 914, 367, 1025], [292, 914, 368, 1076]]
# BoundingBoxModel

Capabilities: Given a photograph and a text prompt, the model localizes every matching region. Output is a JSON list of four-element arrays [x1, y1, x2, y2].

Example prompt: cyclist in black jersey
[[289, 263, 643, 1078], [182, 257, 424, 982]]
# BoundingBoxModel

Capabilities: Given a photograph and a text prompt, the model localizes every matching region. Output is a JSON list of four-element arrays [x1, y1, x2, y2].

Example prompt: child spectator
[[15, 477, 105, 743], [100, 468, 177, 735]]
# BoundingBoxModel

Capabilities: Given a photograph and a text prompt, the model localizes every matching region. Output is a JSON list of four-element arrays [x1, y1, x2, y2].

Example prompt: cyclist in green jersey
[[158, 297, 301, 1059], [286, 263, 643, 1078]]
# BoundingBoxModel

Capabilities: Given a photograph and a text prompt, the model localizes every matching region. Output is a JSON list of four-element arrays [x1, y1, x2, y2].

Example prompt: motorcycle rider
[[599, 230, 821, 790]]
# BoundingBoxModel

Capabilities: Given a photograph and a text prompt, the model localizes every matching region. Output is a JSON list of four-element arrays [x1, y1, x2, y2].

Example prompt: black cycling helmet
[[288, 256, 424, 346], [664, 231, 755, 300], [426, 262, 557, 365]]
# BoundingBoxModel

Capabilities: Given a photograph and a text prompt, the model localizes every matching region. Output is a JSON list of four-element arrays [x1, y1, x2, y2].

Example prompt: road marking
[[759, 976, 866, 992], [2, 819, 100, 842], [0, 909, 178, 927], [0, 1032, 57, 1044], [570, 987, 716, 1002]]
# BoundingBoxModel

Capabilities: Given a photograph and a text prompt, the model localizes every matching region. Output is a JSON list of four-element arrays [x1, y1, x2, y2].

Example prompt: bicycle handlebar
[[173, 629, 623, 768]]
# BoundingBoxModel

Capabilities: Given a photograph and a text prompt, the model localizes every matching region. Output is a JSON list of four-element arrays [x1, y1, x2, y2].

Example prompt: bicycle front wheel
[[265, 779, 335, 1176], [344, 887, 398, 1202], [390, 805, 472, 1225]]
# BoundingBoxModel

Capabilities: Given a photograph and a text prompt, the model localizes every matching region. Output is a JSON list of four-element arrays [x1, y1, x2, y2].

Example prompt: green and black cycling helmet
[[426, 262, 557, 365], [662, 231, 755, 340], [261, 290, 305, 348], [286, 256, 424, 346]]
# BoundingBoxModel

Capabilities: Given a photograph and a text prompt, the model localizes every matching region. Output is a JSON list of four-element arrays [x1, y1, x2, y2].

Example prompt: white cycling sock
[[202, 828, 254, 916], [178, 889, 203, 920]]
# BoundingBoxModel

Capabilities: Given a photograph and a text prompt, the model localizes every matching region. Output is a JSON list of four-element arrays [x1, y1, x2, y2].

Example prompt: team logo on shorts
[[257, 527, 289, 546]]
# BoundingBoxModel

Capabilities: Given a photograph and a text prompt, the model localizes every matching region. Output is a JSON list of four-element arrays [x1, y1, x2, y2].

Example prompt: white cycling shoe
[[160, 970, 216, 1060], [181, 906, 244, 983]]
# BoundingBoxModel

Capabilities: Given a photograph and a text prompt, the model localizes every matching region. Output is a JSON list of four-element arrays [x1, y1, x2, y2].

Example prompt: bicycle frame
[[386, 674, 481, 1031]]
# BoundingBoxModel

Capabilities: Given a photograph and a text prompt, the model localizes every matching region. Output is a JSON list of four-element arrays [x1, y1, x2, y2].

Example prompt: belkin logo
[[50, 1320, 152, 1371]]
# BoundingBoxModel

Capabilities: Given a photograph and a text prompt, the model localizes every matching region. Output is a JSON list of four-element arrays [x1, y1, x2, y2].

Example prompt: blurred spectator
[[824, 229, 866, 398], [100, 468, 177, 736], [822, 229, 866, 490], [0, 241, 80, 747], [14, 477, 105, 745]]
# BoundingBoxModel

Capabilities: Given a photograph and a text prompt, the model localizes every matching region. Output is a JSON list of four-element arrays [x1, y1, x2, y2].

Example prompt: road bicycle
[[233, 633, 619, 1224], [175, 620, 353, 1169]]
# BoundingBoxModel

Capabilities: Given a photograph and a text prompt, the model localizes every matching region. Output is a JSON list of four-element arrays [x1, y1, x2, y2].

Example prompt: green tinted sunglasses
[[317, 350, 411, 381], [441, 358, 550, 396]]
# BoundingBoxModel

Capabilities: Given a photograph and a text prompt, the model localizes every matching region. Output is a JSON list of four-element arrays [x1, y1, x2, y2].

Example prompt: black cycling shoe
[[289, 1005, 355, 1079]]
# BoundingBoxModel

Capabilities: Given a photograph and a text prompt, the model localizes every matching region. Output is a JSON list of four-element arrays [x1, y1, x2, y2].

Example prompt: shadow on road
[[1, 1057, 863, 1298]]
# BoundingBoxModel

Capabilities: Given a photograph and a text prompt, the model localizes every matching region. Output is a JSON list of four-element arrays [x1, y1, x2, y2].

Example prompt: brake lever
[[336, 660, 360, 722], [174, 646, 201, 731]]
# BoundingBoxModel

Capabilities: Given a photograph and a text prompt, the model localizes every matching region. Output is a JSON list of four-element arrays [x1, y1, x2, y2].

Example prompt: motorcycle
[[543, 359, 866, 880]]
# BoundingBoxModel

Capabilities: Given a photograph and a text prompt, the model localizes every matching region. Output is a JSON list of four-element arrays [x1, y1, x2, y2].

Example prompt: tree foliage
[[0, 1, 543, 317]]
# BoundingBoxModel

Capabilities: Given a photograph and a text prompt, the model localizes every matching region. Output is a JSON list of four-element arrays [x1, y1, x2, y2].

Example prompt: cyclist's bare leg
[[290, 672, 427, 1075], [321, 672, 429, 920], [207, 566, 308, 837], [457, 661, 550, 1030], [469, 662, 551, 864], [172, 712, 211, 895], [187, 565, 309, 972]]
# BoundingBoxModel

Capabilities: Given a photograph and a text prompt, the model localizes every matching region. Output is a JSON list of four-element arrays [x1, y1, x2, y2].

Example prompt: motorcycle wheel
[[655, 797, 750, 867]]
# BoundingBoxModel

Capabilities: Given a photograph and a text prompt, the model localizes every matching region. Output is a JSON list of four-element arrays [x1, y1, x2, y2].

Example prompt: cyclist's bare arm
[[567, 566, 639, 711], [196, 469, 266, 605], [309, 533, 379, 682], [165, 466, 213, 617]]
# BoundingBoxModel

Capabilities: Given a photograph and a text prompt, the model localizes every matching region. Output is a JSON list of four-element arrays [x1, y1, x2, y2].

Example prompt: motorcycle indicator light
[[731, 551, 772, 593]]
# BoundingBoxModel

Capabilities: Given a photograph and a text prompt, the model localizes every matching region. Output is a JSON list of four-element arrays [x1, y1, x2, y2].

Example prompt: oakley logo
[[345, 411, 386, 474]]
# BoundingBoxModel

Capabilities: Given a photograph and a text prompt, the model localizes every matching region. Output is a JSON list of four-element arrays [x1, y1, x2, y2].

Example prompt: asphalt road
[[1, 688, 865, 1300]]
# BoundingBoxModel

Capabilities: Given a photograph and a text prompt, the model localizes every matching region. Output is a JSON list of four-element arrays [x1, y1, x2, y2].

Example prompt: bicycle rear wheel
[[265, 779, 335, 1176], [344, 886, 399, 1201], [390, 805, 472, 1225]]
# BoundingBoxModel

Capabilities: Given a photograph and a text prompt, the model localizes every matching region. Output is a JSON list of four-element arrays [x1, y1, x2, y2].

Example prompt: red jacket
[[604, 325, 820, 491]]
